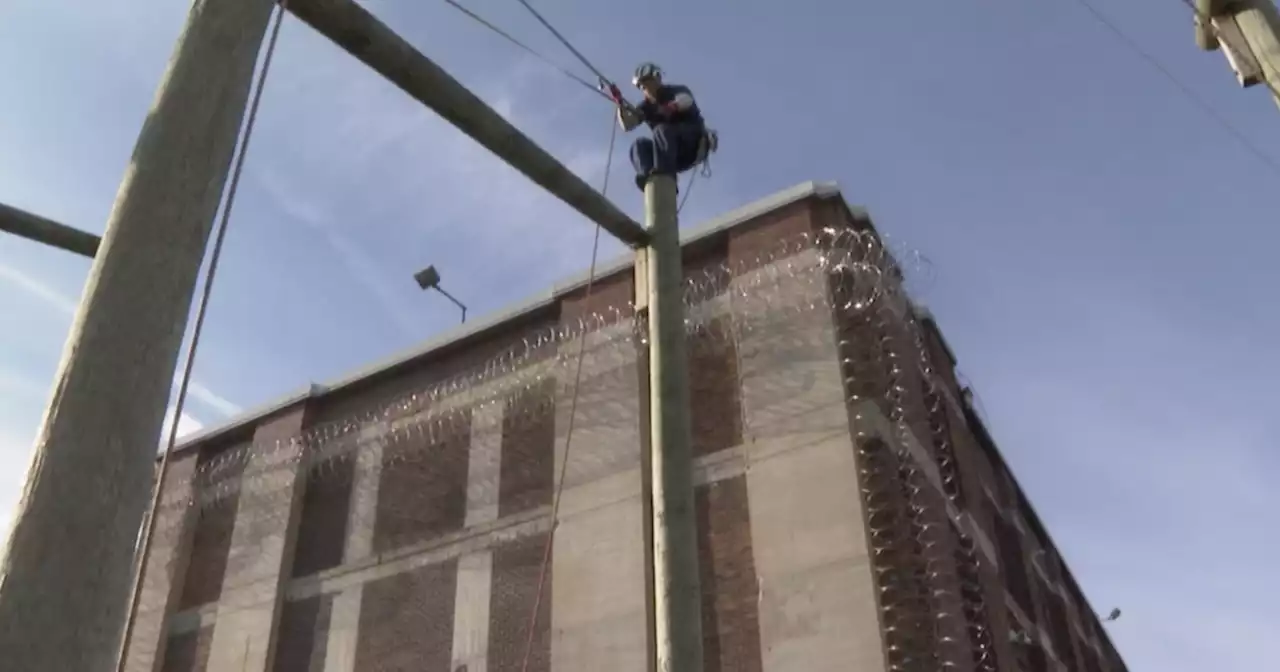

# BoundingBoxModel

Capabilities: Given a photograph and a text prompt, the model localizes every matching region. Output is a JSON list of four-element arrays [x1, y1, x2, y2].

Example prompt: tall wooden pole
[[642, 174, 705, 672], [1195, 0, 1280, 111], [0, 1, 275, 669]]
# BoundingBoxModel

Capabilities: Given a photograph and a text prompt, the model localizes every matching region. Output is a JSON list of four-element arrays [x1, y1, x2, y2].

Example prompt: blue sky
[[2, 0, 1278, 669]]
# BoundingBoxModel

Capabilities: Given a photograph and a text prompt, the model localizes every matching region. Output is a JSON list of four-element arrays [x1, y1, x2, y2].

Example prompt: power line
[[1067, 0, 1280, 175], [440, 0, 612, 101], [509, 0, 615, 87]]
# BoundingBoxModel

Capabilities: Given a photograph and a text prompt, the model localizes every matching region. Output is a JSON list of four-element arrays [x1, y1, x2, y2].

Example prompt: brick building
[[120, 182, 1129, 672]]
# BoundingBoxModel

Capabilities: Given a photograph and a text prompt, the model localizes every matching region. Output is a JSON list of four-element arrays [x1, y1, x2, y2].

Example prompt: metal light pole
[[414, 264, 468, 323]]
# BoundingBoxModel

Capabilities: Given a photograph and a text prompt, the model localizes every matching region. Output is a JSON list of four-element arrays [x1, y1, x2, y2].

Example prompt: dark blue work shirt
[[637, 84, 704, 129]]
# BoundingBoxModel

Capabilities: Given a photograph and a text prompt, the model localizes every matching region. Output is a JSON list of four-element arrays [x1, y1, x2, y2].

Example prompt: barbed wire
[[152, 227, 919, 514], [123, 224, 1059, 671]]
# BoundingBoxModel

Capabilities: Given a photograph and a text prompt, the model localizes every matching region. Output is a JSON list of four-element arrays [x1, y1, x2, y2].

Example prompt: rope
[[115, 2, 289, 667], [517, 114, 617, 672], [511, 0, 614, 86], [441, 0, 614, 102], [678, 159, 712, 215]]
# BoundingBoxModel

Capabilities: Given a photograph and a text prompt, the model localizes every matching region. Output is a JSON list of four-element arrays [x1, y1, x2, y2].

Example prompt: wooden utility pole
[[640, 175, 705, 672], [1, 0, 693, 668], [1194, 0, 1280, 111], [0, 0, 275, 670]]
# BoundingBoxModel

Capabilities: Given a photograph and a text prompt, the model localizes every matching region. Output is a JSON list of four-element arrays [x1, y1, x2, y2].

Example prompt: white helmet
[[632, 62, 663, 88]]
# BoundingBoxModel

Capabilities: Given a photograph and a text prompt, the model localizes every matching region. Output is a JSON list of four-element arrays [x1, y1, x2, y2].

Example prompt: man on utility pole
[[1193, 0, 1280, 111]]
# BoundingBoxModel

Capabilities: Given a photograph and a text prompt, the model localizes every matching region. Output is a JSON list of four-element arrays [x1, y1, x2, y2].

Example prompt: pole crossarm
[[288, 0, 650, 247], [0, 202, 100, 259]]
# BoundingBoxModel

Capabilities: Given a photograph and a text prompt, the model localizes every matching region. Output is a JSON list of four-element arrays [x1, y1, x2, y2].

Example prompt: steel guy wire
[[1069, 0, 1280, 175], [441, 0, 614, 102]]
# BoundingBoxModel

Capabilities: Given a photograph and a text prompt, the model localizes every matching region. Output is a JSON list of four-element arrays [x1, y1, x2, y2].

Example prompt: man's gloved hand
[[602, 80, 625, 105]]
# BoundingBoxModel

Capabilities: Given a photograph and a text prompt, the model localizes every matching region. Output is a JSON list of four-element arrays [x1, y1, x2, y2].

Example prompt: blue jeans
[[630, 122, 703, 190]]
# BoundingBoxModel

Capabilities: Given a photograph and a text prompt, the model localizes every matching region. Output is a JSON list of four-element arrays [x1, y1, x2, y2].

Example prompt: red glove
[[661, 101, 681, 115]]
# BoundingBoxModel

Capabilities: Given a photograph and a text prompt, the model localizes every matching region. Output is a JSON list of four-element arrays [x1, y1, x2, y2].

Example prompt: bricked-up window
[[1045, 588, 1079, 671], [161, 625, 213, 672], [688, 317, 743, 458], [1107, 644, 1128, 672], [291, 452, 355, 577], [273, 595, 333, 671], [372, 411, 471, 554], [178, 444, 247, 609], [921, 376, 968, 509], [1085, 647, 1105, 672], [695, 477, 763, 672], [1027, 641, 1049, 672], [952, 536, 1000, 671], [1038, 557, 1081, 672], [487, 532, 552, 672], [1080, 607, 1111, 672], [500, 379, 556, 518], [990, 502, 1035, 620], [354, 560, 458, 671]]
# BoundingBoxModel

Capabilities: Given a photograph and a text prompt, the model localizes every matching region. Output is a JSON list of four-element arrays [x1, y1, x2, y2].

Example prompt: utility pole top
[[1193, 0, 1280, 111], [288, 0, 649, 247]]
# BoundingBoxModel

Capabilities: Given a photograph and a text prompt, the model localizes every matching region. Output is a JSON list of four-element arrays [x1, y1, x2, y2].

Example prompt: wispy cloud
[[185, 382, 241, 418], [252, 166, 424, 339], [160, 406, 204, 444], [0, 370, 48, 401], [0, 260, 240, 418], [0, 262, 79, 316], [237, 40, 633, 354]]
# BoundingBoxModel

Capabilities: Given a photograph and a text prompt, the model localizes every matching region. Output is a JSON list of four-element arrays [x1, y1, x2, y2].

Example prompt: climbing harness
[[679, 132, 717, 214]]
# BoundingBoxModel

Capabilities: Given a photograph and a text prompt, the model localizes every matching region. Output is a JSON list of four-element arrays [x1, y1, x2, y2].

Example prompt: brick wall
[[695, 476, 762, 672], [177, 443, 248, 610], [499, 379, 555, 518], [291, 453, 354, 578], [272, 594, 332, 671], [372, 411, 472, 554], [353, 560, 458, 670], [161, 625, 212, 672], [141, 189, 1141, 672], [488, 532, 552, 672], [688, 316, 743, 459]]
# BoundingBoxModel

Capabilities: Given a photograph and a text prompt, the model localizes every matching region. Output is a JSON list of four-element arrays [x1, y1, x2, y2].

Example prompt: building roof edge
[[172, 180, 855, 452]]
